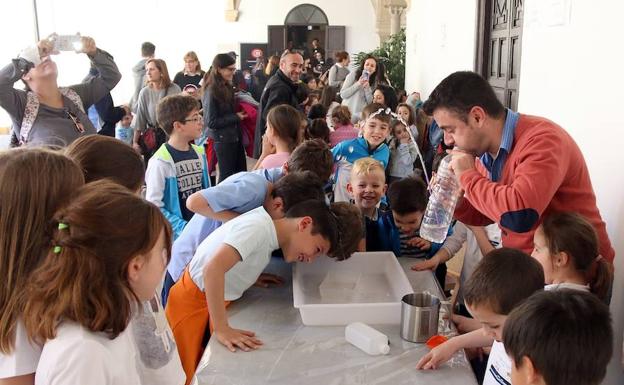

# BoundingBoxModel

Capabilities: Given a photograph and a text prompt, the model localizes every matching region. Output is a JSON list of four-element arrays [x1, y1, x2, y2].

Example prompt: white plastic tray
[[293, 252, 414, 325]]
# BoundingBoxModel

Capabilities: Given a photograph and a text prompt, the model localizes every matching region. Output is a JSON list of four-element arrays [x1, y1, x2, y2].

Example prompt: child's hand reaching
[[416, 339, 459, 370], [253, 273, 284, 288], [214, 326, 264, 353], [406, 236, 431, 250], [411, 254, 440, 271]]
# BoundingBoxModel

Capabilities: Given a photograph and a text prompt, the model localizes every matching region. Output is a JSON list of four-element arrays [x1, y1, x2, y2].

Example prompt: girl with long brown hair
[[202, 53, 248, 182], [22, 181, 173, 385], [253, 104, 302, 170], [0, 148, 84, 385]]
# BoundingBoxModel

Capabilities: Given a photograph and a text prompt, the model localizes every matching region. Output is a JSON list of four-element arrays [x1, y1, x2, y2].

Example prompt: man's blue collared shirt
[[479, 109, 519, 182]]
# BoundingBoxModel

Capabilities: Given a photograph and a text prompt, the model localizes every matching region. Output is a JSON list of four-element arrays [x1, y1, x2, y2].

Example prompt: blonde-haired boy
[[346, 157, 398, 253]]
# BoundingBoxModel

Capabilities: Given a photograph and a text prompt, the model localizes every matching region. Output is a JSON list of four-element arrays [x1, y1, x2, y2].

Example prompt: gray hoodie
[[130, 58, 148, 112]]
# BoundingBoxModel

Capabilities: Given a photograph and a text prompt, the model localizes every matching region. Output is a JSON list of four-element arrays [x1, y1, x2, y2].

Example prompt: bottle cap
[[380, 344, 390, 355], [426, 334, 448, 349]]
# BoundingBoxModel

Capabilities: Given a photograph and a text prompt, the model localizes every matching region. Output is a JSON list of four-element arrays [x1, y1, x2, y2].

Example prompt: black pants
[[214, 141, 247, 183]]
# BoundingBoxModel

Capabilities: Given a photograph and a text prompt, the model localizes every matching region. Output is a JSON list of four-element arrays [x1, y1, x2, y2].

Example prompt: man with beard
[[253, 51, 303, 158]]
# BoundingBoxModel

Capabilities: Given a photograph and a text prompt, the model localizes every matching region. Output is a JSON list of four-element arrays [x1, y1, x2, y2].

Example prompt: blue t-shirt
[[250, 166, 284, 183], [331, 137, 390, 168], [165, 144, 204, 221], [365, 207, 401, 257], [167, 171, 270, 281]]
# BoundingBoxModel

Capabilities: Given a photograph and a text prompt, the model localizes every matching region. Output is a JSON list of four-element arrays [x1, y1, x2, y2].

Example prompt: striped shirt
[[398, 230, 428, 258]]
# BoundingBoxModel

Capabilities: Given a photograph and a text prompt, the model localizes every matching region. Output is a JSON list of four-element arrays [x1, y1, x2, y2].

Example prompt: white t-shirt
[[0, 320, 41, 378], [544, 282, 590, 292], [35, 322, 141, 385], [188, 207, 279, 301], [130, 295, 184, 385], [483, 340, 512, 385], [458, 223, 502, 303]]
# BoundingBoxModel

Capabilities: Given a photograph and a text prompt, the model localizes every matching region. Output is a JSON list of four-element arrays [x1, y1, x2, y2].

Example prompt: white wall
[[404, 0, 477, 96], [0, 2, 38, 131], [0, 0, 380, 128], [519, 1, 624, 383]]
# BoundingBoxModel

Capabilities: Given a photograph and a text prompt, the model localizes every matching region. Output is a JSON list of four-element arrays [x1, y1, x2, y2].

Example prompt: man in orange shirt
[[422, 71, 614, 263]]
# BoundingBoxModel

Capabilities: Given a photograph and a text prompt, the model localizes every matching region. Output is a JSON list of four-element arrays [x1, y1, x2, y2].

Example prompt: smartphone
[[361, 70, 370, 81], [54, 34, 82, 51]]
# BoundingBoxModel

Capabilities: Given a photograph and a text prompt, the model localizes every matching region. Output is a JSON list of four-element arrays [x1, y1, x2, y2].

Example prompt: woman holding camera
[[0, 35, 121, 147], [339, 54, 386, 123]]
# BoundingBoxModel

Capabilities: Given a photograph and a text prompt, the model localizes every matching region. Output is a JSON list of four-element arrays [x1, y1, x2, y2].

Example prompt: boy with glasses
[[146, 94, 210, 239]]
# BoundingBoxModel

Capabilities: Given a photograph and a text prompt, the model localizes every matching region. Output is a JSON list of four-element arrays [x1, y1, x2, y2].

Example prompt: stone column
[[386, 0, 407, 36], [225, 0, 240, 22]]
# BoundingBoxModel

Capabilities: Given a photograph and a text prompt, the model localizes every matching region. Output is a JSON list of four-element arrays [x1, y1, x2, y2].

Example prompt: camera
[[52, 34, 83, 52]]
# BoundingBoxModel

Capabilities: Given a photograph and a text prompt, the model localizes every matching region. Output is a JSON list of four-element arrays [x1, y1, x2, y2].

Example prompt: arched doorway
[[284, 4, 328, 58], [268, 4, 345, 61]]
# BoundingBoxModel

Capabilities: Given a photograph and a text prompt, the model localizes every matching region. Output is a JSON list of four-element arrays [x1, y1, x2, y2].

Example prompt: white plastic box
[[293, 252, 414, 325]]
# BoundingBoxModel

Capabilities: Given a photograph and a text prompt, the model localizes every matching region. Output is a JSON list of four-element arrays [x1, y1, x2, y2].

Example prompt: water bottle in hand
[[420, 153, 460, 243]]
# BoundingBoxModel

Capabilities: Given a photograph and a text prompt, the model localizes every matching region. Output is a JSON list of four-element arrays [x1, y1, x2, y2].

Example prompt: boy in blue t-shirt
[[332, 104, 391, 202], [145, 95, 210, 239]]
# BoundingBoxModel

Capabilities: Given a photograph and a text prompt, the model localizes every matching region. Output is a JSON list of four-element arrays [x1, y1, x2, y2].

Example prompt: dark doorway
[[267, 4, 345, 61], [475, 0, 524, 110]]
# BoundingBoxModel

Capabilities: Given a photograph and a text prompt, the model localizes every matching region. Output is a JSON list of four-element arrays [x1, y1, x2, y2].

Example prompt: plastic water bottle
[[345, 322, 390, 356], [420, 153, 461, 243]]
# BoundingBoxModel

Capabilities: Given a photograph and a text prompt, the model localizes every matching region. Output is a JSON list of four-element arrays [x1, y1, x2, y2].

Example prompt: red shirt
[[454, 114, 615, 262]]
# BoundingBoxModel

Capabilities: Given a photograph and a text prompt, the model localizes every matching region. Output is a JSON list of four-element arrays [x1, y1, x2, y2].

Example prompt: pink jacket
[[330, 124, 359, 148]]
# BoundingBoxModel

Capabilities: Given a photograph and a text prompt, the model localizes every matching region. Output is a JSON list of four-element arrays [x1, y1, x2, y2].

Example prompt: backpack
[[19, 87, 84, 145]]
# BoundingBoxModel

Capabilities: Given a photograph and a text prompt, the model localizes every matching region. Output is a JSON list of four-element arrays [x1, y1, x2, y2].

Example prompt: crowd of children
[[0, 42, 617, 385]]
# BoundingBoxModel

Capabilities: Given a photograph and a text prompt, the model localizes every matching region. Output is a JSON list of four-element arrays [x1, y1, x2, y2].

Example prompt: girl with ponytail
[[23, 181, 173, 385], [531, 212, 614, 301], [0, 148, 84, 385]]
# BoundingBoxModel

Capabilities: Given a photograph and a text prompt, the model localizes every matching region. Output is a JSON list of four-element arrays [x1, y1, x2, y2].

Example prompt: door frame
[[474, 0, 524, 110], [474, 0, 492, 76]]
